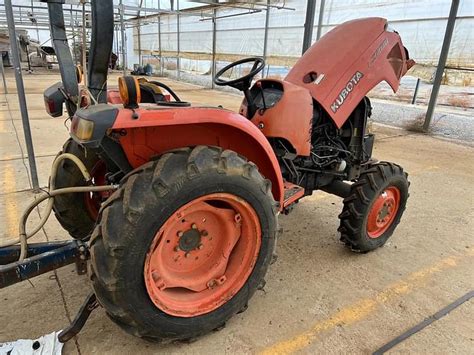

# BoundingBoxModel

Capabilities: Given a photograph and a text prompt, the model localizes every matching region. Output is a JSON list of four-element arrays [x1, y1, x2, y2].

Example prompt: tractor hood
[[285, 17, 413, 128], [286, 17, 386, 98]]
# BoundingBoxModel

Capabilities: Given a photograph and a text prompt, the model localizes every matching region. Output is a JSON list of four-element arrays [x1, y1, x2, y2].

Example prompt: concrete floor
[[0, 69, 473, 354]]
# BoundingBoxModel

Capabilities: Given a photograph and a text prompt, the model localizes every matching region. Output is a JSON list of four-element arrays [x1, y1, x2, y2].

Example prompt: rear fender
[[112, 106, 284, 207]]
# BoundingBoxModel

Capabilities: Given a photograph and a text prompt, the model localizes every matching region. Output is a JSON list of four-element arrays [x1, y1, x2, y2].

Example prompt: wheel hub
[[178, 227, 202, 252], [144, 193, 261, 317], [367, 187, 401, 239]]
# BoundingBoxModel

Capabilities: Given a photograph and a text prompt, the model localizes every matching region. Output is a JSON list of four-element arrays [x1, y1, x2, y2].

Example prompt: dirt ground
[[0, 69, 473, 354]]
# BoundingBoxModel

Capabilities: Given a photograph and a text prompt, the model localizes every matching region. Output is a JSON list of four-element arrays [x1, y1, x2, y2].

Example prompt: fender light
[[71, 116, 95, 141]]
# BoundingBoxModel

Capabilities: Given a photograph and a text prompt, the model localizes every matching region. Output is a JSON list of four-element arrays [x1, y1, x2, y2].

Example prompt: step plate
[[283, 181, 305, 208]]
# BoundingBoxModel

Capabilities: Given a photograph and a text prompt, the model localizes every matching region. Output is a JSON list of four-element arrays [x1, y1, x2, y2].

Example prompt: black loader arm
[[88, 0, 114, 103], [42, 0, 114, 117], [42, 0, 79, 116]]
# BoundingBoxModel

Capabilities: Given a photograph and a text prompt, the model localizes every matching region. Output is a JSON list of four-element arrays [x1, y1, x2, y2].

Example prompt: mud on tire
[[89, 146, 278, 342], [338, 162, 409, 252]]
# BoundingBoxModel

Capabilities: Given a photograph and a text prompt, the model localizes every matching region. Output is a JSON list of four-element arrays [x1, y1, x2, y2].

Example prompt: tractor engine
[[309, 105, 353, 173], [274, 98, 374, 194]]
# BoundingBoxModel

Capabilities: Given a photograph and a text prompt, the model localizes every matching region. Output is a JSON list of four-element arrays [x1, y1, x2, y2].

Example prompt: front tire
[[338, 162, 409, 252], [89, 146, 277, 341]]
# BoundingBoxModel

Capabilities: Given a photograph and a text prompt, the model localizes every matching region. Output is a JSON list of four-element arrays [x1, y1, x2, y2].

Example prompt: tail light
[[43, 82, 65, 117]]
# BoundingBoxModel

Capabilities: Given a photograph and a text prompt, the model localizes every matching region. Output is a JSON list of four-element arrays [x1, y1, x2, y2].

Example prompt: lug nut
[[198, 244, 204, 250], [207, 279, 217, 289], [185, 252, 190, 258], [192, 224, 197, 229], [174, 246, 180, 252], [177, 231, 183, 237]]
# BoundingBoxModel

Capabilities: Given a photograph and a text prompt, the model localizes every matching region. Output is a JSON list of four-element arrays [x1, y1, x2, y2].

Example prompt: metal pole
[[0, 55, 8, 94], [423, 0, 459, 131], [25, 42, 32, 73], [31, 0, 39, 42], [137, 25, 142, 67], [4, 0, 39, 190], [211, 9, 217, 89], [70, 5, 77, 65], [302, 0, 317, 54], [119, 0, 127, 75], [157, 0, 163, 76], [137, 0, 143, 67], [158, 15, 163, 76], [262, 0, 270, 78], [81, 0, 87, 87], [316, 0, 326, 41], [114, 25, 117, 63], [411, 78, 421, 105], [176, 0, 180, 80]]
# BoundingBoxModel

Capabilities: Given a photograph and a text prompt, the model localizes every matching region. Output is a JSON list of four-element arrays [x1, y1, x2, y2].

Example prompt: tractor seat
[[138, 79, 166, 104], [115, 76, 190, 109]]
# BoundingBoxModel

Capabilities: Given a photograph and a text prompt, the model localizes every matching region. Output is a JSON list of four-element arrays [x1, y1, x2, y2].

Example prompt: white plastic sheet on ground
[[0, 331, 63, 355]]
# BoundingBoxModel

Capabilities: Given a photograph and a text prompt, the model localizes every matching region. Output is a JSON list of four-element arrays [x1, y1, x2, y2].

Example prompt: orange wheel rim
[[367, 186, 400, 239], [83, 160, 108, 220], [144, 193, 261, 317]]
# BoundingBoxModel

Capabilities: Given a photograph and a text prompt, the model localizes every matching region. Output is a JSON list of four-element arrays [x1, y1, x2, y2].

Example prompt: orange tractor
[[11, 0, 414, 342]]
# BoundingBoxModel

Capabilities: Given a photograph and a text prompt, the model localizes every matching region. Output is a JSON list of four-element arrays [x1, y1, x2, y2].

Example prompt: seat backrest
[[139, 82, 165, 103]]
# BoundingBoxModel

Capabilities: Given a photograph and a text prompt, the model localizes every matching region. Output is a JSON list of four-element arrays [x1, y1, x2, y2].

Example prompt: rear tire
[[89, 146, 277, 342], [338, 162, 409, 252], [53, 139, 102, 240]]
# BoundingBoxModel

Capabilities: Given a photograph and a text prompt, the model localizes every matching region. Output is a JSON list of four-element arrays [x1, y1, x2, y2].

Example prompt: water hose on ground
[[0, 153, 118, 261]]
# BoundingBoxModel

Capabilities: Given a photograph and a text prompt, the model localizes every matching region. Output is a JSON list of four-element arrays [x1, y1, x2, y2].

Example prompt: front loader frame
[[0, 240, 99, 342], [0, 240, 88, 289]]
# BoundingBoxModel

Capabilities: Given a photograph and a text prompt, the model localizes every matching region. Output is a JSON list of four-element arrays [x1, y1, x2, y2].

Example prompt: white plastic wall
[[131, 0, 473, 70], [6, 0, 473, 71]]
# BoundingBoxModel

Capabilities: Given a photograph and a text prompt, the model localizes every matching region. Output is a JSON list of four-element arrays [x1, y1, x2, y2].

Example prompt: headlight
[[71, 116, 95, 141]]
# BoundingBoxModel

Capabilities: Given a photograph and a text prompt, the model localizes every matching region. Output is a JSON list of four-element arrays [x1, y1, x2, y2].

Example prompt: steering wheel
[[213, 57, 265, 91]]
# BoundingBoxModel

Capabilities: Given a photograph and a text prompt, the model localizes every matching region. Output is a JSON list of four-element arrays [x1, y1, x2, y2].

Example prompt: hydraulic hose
[[0, 153, 118, 261], [30, 153, 90, 240], [17, 185, 116, 261]]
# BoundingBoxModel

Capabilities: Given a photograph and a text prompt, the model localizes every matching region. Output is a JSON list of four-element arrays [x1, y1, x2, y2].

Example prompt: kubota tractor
[[36, 0, 414, 342]]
